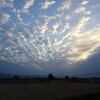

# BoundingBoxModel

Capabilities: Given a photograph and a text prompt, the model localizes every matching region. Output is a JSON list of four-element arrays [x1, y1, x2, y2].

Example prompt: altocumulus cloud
[[0, 0, 100, 71]]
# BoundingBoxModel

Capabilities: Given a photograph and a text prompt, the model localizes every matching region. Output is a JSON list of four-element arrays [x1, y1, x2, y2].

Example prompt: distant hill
[[0, 72, 14, 78]]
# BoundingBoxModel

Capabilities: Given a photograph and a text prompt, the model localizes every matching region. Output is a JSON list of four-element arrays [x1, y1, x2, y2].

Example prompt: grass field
[[0, 81, 100, 100]]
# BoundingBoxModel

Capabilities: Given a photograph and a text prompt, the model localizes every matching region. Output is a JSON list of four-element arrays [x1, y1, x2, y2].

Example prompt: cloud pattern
[[0, 0, 100, 69]]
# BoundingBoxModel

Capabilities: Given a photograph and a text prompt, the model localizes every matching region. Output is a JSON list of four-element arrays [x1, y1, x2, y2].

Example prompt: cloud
[[0, 13, 10, 24], [41, 0, 56, 9], [0, 0, 100, 69], [58, 0, 72, 11], [0, 0, 13, 8], [0, 27, 4, 32], [75, 6, 86, 14], [36, 22, 48, 34], [50, 22, 60, 34], [71, 16, 91, 34], [75, 5, 91, 15], [22, 0, 35, 13], [66, 27, 100, 62], [81, 0, 89, 5], [4, 2, 13, 8]]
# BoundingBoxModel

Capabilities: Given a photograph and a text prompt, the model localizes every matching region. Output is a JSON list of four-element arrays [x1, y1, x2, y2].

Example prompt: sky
[[0, 0, 100, 76]]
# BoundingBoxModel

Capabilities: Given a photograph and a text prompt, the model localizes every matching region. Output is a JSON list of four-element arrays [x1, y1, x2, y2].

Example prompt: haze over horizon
[[0, 0, 100, 77]]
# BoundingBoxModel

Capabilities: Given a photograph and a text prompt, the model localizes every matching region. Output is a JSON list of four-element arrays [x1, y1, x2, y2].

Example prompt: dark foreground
[[0, 81, 100, 100]]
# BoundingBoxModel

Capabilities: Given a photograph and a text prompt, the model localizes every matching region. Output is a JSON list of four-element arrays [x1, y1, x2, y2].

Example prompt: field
[[0, 81, 100, 100]]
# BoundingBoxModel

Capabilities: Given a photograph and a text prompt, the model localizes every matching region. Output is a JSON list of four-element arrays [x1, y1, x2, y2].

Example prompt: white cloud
[[72, 16, 91, 33], [66, 27, 100, 62], [75, 6, 86, 14], [75, 5, 91, 15], [0, 13, 10, 24], [0, 0, 100, 66], [81, 0, 89, 5], [41, 0, 56, 9], [22, 0, 35, 12], [58, 0, 72, 11], [51, 22, 60, 34]]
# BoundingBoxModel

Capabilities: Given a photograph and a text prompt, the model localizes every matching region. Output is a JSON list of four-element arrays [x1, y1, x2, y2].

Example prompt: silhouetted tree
[[13, 75, 21, 80], [48, 73, 54, 80], [65, 75, 69, 80]]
